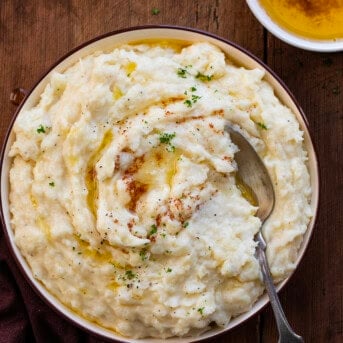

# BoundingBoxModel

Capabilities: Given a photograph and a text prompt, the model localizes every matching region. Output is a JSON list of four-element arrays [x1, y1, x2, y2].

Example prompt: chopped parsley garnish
[[77, 252, 82, 255], [191, 86, 197, 92], [196, 72, 213, 82], [49, 181, 55, 187], [191, 94, 201, 103], [184, 99, 192, 107], [125, 270, 136, 280], [148, 224, 158, 237], [139, 249, 148, 261], [159, 132, 176, 144], [177, 68, 188, 78], [159, 132, 176, 152], [151, 7, 160, 15], [166, 268, 172, 273], [182, 222, 189, 228], [257, 122, 268, 130], [184, 92, 202, 108], [37, 125, 46, 134], [197, 307, 205, 315], [166, 144, 176, 152]]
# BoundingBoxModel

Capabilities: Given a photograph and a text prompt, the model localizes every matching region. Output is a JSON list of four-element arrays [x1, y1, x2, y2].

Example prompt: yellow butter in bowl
[[259, 0, 343, 40]]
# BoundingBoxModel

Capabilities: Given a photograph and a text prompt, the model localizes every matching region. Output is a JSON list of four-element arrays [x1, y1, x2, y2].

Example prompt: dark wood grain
[[260, 35, 343, 343], [0, 1, 341, 342]]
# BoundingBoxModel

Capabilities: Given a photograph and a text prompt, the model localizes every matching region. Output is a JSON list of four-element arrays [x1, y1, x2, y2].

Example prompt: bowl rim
[[246, 0, 343, 52], [0, 24, 320, 342]]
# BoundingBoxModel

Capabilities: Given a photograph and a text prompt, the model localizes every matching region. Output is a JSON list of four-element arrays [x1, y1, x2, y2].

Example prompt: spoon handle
[[256, 232, 304, 343]]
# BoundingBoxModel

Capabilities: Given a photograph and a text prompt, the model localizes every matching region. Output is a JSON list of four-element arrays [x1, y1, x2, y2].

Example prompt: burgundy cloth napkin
[[0, 229, 105, 343]]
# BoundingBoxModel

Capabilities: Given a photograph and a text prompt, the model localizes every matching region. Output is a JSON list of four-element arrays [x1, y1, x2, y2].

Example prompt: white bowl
[[246, 0, 343, 52], [0, 26, 320, 343]]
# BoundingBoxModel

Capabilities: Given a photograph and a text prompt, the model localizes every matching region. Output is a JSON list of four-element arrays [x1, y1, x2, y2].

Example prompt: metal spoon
[[225, 125, 304, 343]]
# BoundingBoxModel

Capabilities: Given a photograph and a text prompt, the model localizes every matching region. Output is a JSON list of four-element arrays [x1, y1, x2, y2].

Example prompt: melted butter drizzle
[[36, 216, 51, 240], [134, 147, 182, 188], [112, 85, 123, 100], [124, 147, 182, 212], [30, 194, 38, 208], [129, 38, 191, 52], [125, 61, 136, 76], [73, 234, 115, 264], [72, 235, 128, 293], [85, 130, 113, 218], [235, 174, 258, 206]]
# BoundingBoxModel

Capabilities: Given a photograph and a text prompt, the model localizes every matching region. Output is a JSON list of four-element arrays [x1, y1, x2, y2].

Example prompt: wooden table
[[0, 1, 341, 342]]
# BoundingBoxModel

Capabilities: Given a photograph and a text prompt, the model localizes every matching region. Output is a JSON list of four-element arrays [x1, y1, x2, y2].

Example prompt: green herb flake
[[197, 307, 205, 315], [166, 145, 176, 152], [151, 7, 160, 15], [77, 252, 82, 255], [159, 132, 176, 144], [191, 94, 201, 103], [139, 249, 148, 261], [148, 224, 158, 237], [177, 68, 188, 78], [37, 125, 46, 134], [196, 72, 213, 82], [257, 122, 268, 130], [49, 181, 55, 187], [191, 86, 197, 92], [182, 222, 189, 228], [184, 99, 192, 107], [125, 270, 136, 280], [166, 268, 172, 273]]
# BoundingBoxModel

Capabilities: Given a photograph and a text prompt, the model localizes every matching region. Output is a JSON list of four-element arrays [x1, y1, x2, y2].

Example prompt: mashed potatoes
[[9, 41, 312, 338]]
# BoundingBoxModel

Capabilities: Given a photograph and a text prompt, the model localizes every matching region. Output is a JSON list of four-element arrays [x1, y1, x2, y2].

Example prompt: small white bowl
[[246, 0, 343, 52], [0, 26, 320, 343]]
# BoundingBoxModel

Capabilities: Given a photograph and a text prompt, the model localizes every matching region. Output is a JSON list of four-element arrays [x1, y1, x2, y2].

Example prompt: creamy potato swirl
[[9, 42, 312, 338]]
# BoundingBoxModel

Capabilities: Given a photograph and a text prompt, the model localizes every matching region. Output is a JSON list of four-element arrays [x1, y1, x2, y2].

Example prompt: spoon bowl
[[225, 126, 275, 222]]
